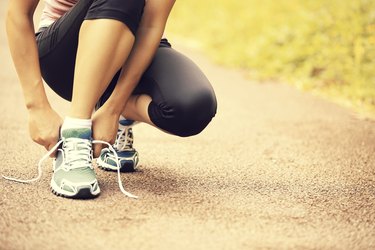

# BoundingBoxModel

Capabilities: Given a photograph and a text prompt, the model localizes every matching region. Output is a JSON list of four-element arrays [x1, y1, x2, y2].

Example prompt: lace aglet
[[118, 172, 139, 199], [121, 189, 138, 199], [125, 192, 138, 199]]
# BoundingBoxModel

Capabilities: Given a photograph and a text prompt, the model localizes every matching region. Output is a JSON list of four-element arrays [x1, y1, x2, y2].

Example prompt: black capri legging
[[36, 0, 217, 137]]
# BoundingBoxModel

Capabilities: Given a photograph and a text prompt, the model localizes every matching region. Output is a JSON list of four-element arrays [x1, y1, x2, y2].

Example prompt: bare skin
[[68, 19, 135, 119], [6, 0, 176, 157], [92, 0, 175, 156]]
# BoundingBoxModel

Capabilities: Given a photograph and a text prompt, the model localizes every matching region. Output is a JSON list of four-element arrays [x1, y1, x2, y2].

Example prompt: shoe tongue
[[61, 128, 91, 140]]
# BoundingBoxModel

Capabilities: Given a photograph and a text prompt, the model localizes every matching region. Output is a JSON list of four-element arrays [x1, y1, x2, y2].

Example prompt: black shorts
[[36, 0, 217, 137], [85, 0, 145, 35]]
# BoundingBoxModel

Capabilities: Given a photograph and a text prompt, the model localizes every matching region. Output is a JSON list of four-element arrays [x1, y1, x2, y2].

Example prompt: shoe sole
[[97, 156, 137, 173], [50, 179, 100, 199], [51, 187, 99, 199]]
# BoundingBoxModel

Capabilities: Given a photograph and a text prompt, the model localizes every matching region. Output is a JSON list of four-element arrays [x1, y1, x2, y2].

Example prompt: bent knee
[[149, 89, 217, 137]]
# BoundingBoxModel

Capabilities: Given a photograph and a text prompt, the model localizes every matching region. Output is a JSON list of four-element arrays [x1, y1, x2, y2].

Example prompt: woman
[[5, 0, 217, 199]]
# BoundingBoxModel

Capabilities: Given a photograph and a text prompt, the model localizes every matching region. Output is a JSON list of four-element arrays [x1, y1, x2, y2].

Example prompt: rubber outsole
[[97, 162, 136, 173], [51, 187, 99, 199]]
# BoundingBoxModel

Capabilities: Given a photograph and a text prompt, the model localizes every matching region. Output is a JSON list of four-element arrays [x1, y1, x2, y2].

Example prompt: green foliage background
[[167, 0, 375, 114]]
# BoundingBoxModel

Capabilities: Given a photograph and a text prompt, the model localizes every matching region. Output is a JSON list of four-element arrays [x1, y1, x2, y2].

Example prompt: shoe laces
[[59, 138, 93, 170], [2, 139, 138, 199], [113, 126, 134, 151]]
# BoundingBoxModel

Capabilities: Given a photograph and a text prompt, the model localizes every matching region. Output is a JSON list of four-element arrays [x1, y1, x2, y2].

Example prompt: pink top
[[39, 0, 78, 28]]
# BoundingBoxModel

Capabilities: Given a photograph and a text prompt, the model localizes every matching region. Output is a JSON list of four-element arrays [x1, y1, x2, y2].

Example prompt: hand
[[28, 106, 63, 155], [92, 106, 120, 158]]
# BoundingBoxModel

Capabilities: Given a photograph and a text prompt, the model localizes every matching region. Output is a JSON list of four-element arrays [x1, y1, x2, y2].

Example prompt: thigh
[[135, 40, 216, 111], [134, 40, 217, 136], [98, 39, 218, 127], [36, 0, 94, 101]]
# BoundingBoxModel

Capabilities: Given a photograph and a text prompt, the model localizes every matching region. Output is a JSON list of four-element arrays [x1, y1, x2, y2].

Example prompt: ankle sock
[[61, 117, 92, 133]]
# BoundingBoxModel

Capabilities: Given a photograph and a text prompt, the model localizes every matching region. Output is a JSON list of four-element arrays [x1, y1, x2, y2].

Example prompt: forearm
[[6, 4, 49, 110]]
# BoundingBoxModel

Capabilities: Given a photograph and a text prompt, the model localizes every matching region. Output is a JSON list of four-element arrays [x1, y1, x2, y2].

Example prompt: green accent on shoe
[[61, 128, 91, 140]]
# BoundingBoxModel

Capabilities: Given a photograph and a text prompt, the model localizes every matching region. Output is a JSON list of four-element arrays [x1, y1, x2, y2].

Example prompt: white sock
[[61, 116, 92, 132]]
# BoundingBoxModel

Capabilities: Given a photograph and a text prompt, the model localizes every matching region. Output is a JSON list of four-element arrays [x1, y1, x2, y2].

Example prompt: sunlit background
[[167, 0, 375, 116]]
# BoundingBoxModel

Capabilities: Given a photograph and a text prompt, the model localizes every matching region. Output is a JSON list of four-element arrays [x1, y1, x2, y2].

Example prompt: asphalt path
[[0, 2, 375, 249]]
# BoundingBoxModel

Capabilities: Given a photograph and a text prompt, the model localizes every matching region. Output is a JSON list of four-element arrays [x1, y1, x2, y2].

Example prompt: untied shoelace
[[2, 139, 138, 199]]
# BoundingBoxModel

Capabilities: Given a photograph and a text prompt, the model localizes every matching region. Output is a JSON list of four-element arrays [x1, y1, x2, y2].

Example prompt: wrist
[[23, 79, 50, 111], [26, 96, 50, 111]]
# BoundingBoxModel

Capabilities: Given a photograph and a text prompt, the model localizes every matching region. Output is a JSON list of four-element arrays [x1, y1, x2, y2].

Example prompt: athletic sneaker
[[51, 128, 100, 199], [97, 119, 139, 172], [2, 127, 138, 198]]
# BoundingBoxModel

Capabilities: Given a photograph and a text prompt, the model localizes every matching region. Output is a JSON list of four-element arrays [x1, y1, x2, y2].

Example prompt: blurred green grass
[[166, 0, 375, 116]]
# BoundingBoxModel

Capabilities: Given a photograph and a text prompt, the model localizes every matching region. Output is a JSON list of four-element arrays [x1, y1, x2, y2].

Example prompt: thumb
[[46, 143, 58, 158], [93, 143, 103, 158]]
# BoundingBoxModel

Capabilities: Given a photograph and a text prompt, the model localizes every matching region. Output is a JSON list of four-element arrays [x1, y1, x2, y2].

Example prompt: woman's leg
[[37, 0, 145, 108], [35, 0, 145, 198], [36, 0, 95, 101], [123, 94, 154, 124], [96, 40, 217, 173], [69, 19, 134, 118], [96, 40, 217, 185], [123, 40, 218, 137], [99, 40, 217, 137]]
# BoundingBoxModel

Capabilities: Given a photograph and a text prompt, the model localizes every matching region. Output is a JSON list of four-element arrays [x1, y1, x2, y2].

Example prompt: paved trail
[[1, 3, 375, 250]]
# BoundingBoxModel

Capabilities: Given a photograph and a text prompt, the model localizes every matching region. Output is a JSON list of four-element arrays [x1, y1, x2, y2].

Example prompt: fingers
[[93, 143, 103, 158], [46, 143, 58, 158], [45, 136, 59, 158], [44, 144, 54, 157]]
